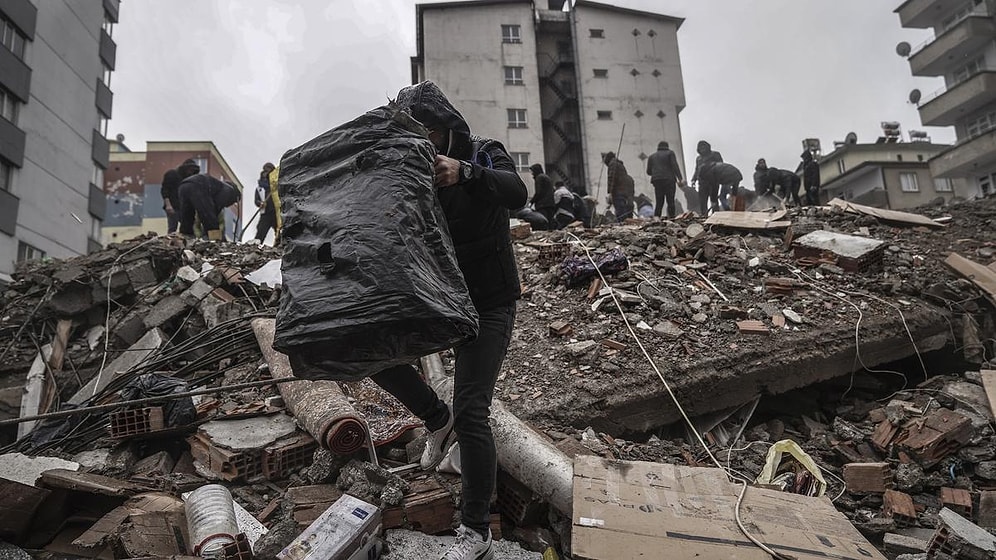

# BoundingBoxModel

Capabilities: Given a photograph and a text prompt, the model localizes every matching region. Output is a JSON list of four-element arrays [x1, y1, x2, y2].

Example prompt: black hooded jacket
[[395, 81, 528, 312], [700, 162, 743, 187], [767, 168, 801, 191], [692, 141, 723, 184], [801, 151, 821, 189]]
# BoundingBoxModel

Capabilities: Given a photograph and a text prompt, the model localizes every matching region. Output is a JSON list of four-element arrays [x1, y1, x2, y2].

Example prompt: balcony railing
[[908, 4, 993, 57], [918, 64, 996, 106]]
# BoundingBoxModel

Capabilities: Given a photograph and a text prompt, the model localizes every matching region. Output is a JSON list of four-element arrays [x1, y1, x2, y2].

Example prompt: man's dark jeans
[[612, 193, 633, 222], [652, 179, 676, 218], [166, 211, 179, 234], [371, 303, 516, 534], [698, 181, 719, 215]]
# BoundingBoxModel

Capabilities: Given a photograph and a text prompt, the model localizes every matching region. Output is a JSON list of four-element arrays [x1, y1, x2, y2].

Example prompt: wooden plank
[[39, 469, 145, 496], [982, 370, 996, 421], [945, 253, 996, 306], [829, 198, 944, 229], [736, 320, 770, 335], [705, 210, 790, 230], [18, 344, 52, 439], [48, 319, 73, 371]]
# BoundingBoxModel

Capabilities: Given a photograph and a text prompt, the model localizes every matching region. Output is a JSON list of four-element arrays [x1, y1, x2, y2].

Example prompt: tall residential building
[[102, 139, 245, 245], [896, 0, 996, 195], [0, 0, 119, 276], [411, 0, 686, 199]]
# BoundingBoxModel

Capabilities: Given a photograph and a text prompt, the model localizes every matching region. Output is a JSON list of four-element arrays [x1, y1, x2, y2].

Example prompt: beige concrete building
[[896, 0, 996, 195], [412, 0, 686, 200], [818, 141, 974, 209]]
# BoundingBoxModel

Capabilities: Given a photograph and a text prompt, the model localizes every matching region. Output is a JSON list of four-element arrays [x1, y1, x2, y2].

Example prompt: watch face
[[462, 163, 472, 180]]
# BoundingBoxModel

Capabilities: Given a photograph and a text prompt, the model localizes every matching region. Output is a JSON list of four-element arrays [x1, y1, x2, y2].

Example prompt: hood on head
[[696, 140, 711, 154], [395, 81, 472, 159], [530, 163, 544, 175], [801, 150, 813, 161], [657, 141, 668, 151], [755, 158, 767, 171]]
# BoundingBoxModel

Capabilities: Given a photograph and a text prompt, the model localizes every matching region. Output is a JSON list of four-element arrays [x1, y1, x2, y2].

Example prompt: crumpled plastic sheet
[[561, 247, 629, 287]]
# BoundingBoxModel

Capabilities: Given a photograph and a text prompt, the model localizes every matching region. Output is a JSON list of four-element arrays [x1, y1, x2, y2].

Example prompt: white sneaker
[[420, 403, 456, 470], [441, 524, 493, 560]]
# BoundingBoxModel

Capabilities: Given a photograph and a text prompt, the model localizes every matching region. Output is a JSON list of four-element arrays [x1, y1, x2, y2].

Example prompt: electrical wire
[[565, 232, 795, 560]]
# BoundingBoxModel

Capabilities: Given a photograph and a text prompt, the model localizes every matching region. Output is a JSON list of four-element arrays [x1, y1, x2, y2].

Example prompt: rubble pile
[[0, 197, 994, 558]]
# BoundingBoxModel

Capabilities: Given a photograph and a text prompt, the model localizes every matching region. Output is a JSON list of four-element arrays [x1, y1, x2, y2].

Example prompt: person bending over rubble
[[699, 161, 743, 212], [371, 81, 527, 560], [767, 166, 803, 206], [176, 159, 241, 241]]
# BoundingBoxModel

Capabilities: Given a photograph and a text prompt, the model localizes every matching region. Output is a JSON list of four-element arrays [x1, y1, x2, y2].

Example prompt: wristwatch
[[459, 161, 473, 183]]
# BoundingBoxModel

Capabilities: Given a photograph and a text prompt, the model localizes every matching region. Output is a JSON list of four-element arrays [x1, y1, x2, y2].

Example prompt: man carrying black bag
[[370, 81, 527, 560]]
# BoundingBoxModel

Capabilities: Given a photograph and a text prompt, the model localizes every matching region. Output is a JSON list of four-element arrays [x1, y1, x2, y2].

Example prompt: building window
[[191, 157, 209, 175], [92, 165, 104, 188], [17, 241, 45, 263], [102, 12, 114, 37], [896, 154, 903, 162], [1, 16, 27, 59], [934, 178, 954, 192], [589, 29, 604, 38], [597, 110, 612, 120], [507, 109, 527, 129], [967, 110, 996, 137], [899, 172, 920, 192], [99, 116, 109, 136], [510, 152, 530, 172], [101, 63, 113, 88], [837, 160, 846, 174], [0, 159, 11, 192], [953, 56, 984, 83], [0, 87, 19, 124], [593, 68, 608, 78], [501, 24, 521, 44], [504, 66, 523, 85], [917, 155, 924, 161]]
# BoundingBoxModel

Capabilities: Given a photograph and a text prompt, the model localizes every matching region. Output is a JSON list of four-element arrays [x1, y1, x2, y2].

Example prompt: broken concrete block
[[940, 487, 972, 518], [928, 507, 996, 558], [199, 296, 251, 329], [335, 459, 407, 507], [565, 340, 597, 357], [68, 328, 167, 405], [793, 230, 886, 273], [113, 309, 148, 346], [143, 295, 190, 330], [883, 490, 918, 526], [386, 529, 541, 560], [39, 468, 144, 496], [123, 259, 159, 290], [0, 478, 51, 542], [653, 321, 683, 338], [0, 452, 80, 486], [883, 533, 928, 556], [180, 278, 215, 306], [176, 265, 200, 284]]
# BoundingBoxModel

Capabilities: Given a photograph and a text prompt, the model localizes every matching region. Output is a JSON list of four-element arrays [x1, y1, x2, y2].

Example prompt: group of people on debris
[[519, 139, 823, 226], [160, 159, 281, 243]]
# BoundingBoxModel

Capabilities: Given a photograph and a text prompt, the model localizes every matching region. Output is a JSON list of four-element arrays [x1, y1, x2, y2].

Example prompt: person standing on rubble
[[529, 163, 555, 228], [161, 168, 182, 234], [176, 159, 241, 241], [801, 150, 821, 206], [767, 166, 803, 206], [604, 151, 634, 221], [254, 162, 281, 244], [646, 141, 682, 219], [754, 158, 772, 197], [690, 140, 723, 215], [370, 81, 527, 560], [699, 161, 743, 212]]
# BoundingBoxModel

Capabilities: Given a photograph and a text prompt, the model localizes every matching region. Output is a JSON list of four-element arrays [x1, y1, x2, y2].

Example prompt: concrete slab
[[198, 414, 298, 451], [794, 230, 885, 259], [0, 452, 80, 486], [384, 529, 542, 560], [68, 328, 167, 405]]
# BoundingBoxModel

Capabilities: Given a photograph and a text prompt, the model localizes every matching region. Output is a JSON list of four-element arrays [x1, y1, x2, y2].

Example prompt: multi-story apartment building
[[0, 0, 119, 277], [896, 0, 996, 195], [411, 0, 686, 200], [817, 140, 973, 209], [102, 139, 245, 245]]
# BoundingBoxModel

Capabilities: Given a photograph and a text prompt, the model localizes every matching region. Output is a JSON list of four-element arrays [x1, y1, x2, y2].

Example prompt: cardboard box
[[278, 494, 381, 560], [572, 456, 886, 560]]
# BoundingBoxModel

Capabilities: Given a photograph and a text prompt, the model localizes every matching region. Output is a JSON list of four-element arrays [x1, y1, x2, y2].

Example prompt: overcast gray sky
[[109, 0, 948, 217]]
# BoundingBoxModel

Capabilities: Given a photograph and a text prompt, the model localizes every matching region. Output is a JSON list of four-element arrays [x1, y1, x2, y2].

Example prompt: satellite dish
[[845, 132, 858, 145], [908, 89, 922, 104], [115, 133, 125, 142], [896, 41, 912, 57]]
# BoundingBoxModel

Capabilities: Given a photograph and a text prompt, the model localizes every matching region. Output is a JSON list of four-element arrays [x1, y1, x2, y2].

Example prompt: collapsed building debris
[[0, 197, 994, 557]]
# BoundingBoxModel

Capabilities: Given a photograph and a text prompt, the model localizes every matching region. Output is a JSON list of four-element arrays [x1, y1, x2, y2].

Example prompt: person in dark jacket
[[646, 141, 682, 218], [254, 162, 279, 243], [553, 181, 576, 229], [768, 167, 802, 206], [801, 151, 821, 206], [690, 140, 723, 215], [529, 163, 555, 228], [699, 161, 743, 211], [604, 151, 634, 221], [371, 81, 527, 560], [176, 159, 241, 240], [161, 169, 182, 234], [754, 158, 772, 197]]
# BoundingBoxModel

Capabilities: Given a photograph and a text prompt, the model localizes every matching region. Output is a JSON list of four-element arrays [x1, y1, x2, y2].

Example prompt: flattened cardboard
[[572, 456, 885, 560]]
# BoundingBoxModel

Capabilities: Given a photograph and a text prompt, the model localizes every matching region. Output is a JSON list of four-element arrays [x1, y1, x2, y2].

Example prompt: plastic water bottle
[[184, 484, 238, 557]]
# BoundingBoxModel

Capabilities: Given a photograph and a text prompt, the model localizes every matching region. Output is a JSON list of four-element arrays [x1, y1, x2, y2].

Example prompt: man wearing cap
[[176, 158, 240, 241]]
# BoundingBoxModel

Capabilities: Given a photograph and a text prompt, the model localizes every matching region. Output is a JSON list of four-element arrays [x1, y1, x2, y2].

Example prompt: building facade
[[411, 0, 686, 201], [0, 0, 118, 276], [102, 140, 245, 245], [817, 141, 974, 209], [896, 0, 996, 195]]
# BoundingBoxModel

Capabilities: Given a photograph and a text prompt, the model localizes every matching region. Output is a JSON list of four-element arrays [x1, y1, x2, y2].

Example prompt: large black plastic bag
[[273, 104, 479, 380]]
